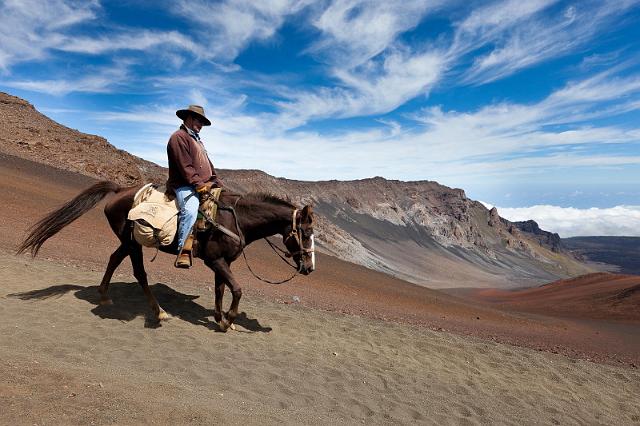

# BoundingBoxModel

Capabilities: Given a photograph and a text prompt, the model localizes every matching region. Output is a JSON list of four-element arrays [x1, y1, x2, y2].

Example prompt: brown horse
[[17, 181, 315, 331]]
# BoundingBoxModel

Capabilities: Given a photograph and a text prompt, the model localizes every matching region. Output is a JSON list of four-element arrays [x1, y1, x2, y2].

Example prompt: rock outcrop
[[513, 220, 563, 253]]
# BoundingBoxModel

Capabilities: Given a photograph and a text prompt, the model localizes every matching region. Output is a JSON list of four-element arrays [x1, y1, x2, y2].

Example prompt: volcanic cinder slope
[[469, 272, 640, 321], [2, 148, 639, 367], [0, 92, 591, 288]]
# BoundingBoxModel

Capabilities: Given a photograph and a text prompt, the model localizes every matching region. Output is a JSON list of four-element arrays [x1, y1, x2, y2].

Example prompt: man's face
[[185, 114, 204, 133]]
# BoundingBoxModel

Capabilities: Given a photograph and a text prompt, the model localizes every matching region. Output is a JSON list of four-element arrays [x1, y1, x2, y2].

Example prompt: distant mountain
[[0, 92, 593, 288], [225, 172, 591, 287], [563, 237, 640, 275]]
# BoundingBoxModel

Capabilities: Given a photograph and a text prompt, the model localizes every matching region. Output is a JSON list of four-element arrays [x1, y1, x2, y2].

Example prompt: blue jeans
[[174, 185, 199, 250]]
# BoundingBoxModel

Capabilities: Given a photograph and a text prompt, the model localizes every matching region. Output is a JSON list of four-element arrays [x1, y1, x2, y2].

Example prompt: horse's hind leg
[[98, 244, 129, 305], [129, 244, 169, 322]]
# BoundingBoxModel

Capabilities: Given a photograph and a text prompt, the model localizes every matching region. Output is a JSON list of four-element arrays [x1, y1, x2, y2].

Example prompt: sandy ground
[[1, 153, 640, 424], [2, 252, 640, 425]]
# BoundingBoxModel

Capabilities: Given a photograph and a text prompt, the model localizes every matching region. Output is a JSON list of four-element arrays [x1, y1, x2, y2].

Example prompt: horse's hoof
[[99, 298, 113, 306], [158, 311, 171, 321], [219, 319, 230, 332], [230, 324, 236, 331]]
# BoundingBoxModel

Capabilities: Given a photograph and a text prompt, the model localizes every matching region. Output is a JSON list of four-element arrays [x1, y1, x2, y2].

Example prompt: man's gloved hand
[[196, 182, 214, 195]]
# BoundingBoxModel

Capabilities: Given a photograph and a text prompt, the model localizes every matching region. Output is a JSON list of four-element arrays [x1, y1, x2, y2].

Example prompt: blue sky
[[1, 0, 640, 235]]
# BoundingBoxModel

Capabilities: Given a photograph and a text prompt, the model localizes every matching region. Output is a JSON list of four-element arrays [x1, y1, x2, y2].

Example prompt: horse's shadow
[[7, 282, 272, 333]]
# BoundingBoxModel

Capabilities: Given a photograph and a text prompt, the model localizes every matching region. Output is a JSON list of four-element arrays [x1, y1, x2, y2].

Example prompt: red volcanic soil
[[469, 273, 640, 322], [2, 152, 639, 367]]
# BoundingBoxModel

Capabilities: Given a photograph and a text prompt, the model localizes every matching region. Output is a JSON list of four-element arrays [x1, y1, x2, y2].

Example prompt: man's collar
[[181, 124, 200, 141]]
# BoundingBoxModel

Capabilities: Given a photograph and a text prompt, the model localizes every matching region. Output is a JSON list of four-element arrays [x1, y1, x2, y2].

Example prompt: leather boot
[[175, 234, 194, 269]]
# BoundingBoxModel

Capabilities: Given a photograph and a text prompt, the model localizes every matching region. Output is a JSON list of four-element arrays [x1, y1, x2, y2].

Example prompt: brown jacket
[[166, 125, 217, 191]]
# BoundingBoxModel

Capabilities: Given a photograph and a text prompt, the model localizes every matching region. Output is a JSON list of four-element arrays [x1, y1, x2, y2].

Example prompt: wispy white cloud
[[275, 48, 446, 127], [1, 64, 129, 95], [2, 0, 99, 29], [263, 0, 451, 127], [56, 30, 199, 57], [460, 0, 557, 31], [0, 0, 201, 73], [172, 0, 314, 61], [495, 205, 640, 237], [407, 66, 640, 164], [86, 64, 640, 183], [253, 0, 640, 128], [545, 67, 640, 106], [454, 0, 640, 84], [309, 0, 442, 67], [447, 0, 559, 68], [0, 0, 99, 70]]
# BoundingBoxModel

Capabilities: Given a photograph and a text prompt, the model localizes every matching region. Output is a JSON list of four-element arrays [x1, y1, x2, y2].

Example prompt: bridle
[[282, 209, 315, 259], [253, 208, 316, 284]]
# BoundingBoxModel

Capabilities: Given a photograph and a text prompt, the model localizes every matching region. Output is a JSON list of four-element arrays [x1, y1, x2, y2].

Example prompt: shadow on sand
[[7, 282, 272, 333]]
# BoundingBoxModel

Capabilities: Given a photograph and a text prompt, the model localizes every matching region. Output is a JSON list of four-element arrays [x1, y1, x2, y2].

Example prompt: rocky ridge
[[0, 93, 165, 185], [225, 172, 591, 285]]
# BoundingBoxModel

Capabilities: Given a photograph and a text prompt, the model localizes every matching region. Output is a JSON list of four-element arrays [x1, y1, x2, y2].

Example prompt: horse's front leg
[[224, 272, 242, 331], [206, 259, 238, 331], [208, 259, 241, 332], [213, 274, 225, 323]]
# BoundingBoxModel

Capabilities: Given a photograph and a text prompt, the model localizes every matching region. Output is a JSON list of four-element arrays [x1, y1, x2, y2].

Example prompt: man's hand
[[196, 182, 214, 195]]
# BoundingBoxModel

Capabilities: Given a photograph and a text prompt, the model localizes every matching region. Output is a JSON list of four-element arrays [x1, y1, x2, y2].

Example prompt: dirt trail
[[2, 253, 639, 425]]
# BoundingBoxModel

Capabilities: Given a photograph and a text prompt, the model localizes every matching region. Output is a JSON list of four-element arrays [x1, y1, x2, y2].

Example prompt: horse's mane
[[244, 192, 295, 207]]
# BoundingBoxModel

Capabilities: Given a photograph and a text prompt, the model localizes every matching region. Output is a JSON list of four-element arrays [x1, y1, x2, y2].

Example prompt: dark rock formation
[[513, 220, 563, 253]]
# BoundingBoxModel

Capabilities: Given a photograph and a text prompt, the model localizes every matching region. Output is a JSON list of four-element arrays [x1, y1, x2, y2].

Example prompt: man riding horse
[[167, 105, 222, 268], [17, 105, 316, 330]]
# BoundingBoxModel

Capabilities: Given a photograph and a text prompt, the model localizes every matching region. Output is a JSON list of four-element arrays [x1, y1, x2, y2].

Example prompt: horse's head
[[283, 205, 315, 275]]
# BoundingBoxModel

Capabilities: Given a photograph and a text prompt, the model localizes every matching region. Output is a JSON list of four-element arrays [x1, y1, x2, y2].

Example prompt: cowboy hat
[[176, 105, 212, 126]]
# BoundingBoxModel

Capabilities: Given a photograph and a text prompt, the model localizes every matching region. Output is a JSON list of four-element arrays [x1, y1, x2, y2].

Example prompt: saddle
[[127, 184, 223, 248], [128, 184, 178, 247]]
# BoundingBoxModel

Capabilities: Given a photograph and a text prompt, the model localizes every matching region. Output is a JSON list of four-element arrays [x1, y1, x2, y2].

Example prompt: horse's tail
[[17, 181, 122, 256]]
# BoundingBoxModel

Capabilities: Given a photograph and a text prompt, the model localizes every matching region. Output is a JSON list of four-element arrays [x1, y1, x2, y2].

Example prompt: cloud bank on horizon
[[1, 0, 639, 235], [481, 203, 640, 237]]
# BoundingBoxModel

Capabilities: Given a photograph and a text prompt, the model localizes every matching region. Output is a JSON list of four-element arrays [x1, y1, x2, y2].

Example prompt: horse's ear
[[301, 205, 314, 224]]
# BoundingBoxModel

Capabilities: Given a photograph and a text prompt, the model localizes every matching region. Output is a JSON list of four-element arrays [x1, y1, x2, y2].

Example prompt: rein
[[242, 208, 305, 284], [241, 208, 304, 285], [242, 242, 301, 285]]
